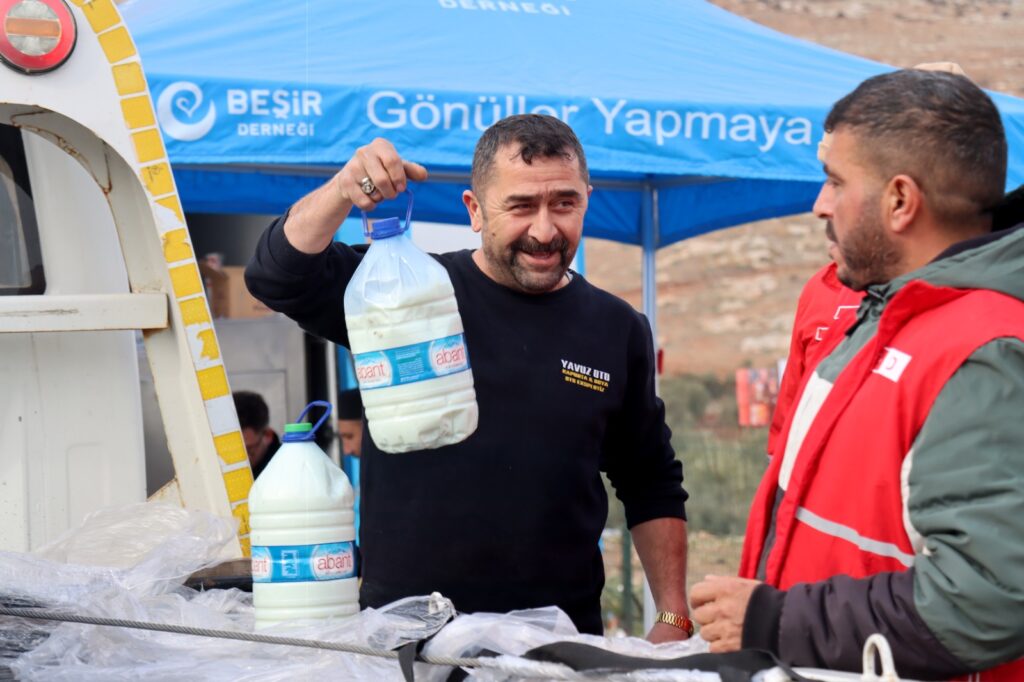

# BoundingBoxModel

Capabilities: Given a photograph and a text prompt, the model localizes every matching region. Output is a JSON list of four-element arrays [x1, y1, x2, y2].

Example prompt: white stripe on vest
[[780, 371, 834, 491], [795, 506, 915, 567]]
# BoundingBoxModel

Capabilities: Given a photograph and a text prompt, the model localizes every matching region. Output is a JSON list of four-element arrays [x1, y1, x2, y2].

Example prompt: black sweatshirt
[[245, 218, 687, 633]]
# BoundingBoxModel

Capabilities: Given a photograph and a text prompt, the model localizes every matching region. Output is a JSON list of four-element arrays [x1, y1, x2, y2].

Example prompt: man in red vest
[[767, 63, 967, 461], [691, 69, 1024, 680], [766, 261, 862, 458]]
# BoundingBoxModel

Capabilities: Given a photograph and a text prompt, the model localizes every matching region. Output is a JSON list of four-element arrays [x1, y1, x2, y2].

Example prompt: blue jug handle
[[361, 188, 414, 238], [296, 400, 333, 436]]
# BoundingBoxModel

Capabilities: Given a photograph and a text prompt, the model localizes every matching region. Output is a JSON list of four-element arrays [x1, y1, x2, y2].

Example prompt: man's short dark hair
[[337, 388, 363, 420], [825, 69, 1007, 226], [471, 114, 589, 194], [234, 390, 269, 431]]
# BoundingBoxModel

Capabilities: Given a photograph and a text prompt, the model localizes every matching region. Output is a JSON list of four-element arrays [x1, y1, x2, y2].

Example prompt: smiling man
[[245, 114, 690, 642], [691, 70, 1024, 680]]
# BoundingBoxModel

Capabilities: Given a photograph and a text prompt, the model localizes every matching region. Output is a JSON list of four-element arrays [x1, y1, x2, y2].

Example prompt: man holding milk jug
[[246, 114, 691, 642]]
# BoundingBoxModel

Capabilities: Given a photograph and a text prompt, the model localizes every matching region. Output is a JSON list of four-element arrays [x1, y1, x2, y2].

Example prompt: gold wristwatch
[[655, 610, 695, 637]]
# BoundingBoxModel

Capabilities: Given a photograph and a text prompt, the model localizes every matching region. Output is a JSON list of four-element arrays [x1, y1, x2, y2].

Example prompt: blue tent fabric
[[122, 0, 1024, 247]]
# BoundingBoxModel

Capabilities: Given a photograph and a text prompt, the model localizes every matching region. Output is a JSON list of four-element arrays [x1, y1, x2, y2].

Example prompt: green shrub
[[605, 373, 768, 536], [602, 373, 768, 631]]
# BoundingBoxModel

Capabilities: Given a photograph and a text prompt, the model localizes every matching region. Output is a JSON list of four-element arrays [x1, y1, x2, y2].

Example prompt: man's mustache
[[513, 236, 568, 257]]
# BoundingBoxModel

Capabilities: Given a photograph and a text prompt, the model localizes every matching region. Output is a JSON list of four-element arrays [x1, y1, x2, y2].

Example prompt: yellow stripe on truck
[[142, 162, 175, 197], [121, 95, 156, 130], [196, 329, 220, 361], [155, 195, 185, 224], [179, 297, 211, 327], [97, 26, 135, 64], [130, 129, 165, 164], [196, 366, 230, 401], [222, 468, 254, 506], [233, 504, 251, 537], [238, 536, 251, 556], [214, 432, 248, 466], [168, 263, 203, 298], [162, 229, 193, 263], [70, 0, 120, 34], [70, 0, 252, 553], [111, 62, 146, 95]]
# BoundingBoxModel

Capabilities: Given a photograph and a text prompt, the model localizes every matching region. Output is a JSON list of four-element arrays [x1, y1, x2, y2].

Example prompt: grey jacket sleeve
[[906, 337, 1024, 669], [741, 338, 1024, 677]]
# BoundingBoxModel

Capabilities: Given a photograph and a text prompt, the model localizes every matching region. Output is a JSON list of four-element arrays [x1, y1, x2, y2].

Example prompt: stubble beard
[[827, 205, 902, 291], [482, 231, 575, 294]]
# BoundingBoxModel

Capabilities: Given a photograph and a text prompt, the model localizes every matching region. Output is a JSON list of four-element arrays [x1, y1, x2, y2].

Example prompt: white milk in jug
[[249, 403, 358, 627], [344, 202, 478, 453]]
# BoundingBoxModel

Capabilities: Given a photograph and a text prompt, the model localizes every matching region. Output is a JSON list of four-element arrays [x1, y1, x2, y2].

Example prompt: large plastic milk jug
[[248, 402, 358, 628], [344, 191, 478, 453]]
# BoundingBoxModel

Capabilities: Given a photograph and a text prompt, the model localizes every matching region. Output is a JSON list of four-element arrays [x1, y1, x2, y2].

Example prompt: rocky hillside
[[583, 0, 1024, 376]]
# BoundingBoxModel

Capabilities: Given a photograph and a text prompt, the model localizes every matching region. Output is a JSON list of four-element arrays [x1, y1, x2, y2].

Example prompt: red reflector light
[[0, 0, 76, 74]]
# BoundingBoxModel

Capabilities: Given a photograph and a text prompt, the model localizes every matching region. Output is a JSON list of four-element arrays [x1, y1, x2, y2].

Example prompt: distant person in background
[[336, 388, 364, 458], [233, 390, 281, 479], [337, 388, 364, 545], [766, 261, 863, 457]]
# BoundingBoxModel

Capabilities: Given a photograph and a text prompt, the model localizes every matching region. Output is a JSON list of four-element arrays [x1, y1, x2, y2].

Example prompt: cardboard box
[[199, 260, 272, 319], [221, 265, 272, 319]]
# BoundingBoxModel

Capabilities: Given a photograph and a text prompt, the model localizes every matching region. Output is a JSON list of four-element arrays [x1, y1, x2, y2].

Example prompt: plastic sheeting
[[0, 503, 753, 681], [0, 504, 447, 680]]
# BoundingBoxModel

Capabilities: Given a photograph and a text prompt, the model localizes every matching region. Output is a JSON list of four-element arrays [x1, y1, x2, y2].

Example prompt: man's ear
[[885, 174, 923, 235], [463, 189, 483, 233]]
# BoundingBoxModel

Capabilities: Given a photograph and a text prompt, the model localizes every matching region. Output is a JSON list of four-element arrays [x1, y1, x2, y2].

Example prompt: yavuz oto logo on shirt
[[561, 359, 611, 393]]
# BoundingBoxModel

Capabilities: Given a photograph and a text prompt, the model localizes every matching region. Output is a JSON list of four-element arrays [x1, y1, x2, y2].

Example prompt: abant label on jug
[[354, 332, 470, 390], [251, 541, 357, 582]]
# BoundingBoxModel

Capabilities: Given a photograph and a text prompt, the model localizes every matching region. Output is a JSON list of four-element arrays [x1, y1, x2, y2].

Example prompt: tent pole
[[641, 183, 659, 634], [641, 185, 659, 342]]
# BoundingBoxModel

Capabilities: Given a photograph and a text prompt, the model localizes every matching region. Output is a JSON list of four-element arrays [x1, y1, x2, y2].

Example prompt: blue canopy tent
[[122, 0, 1024, 332]]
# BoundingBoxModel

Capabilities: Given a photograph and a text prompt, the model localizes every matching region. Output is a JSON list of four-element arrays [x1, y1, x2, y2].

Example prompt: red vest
[[768, 263, 864, 457], [742, 282, 1024, 681]]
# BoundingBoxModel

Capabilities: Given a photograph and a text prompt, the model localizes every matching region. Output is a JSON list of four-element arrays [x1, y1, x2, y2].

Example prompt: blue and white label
[[251, 541, 357, 583], [354, 333, 470, 390]]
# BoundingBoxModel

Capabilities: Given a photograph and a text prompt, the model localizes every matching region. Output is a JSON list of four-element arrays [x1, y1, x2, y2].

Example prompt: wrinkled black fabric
[[522, 641, 809, 681], [742, 582, 784, 651], [768, 571, 971, 680]]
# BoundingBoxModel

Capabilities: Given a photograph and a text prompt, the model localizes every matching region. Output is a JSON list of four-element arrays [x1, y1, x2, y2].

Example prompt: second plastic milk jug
[[249, 402, 358, 628], [344, 191, 479, 453]]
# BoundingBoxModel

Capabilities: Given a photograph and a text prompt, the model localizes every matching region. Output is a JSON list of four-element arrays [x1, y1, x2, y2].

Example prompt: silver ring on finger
[[359, 176, 377, 196]]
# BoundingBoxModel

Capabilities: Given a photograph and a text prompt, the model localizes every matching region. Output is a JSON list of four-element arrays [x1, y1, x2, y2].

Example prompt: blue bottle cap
[[368, 217, 406, 239], [361, 189, 414, 238]]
